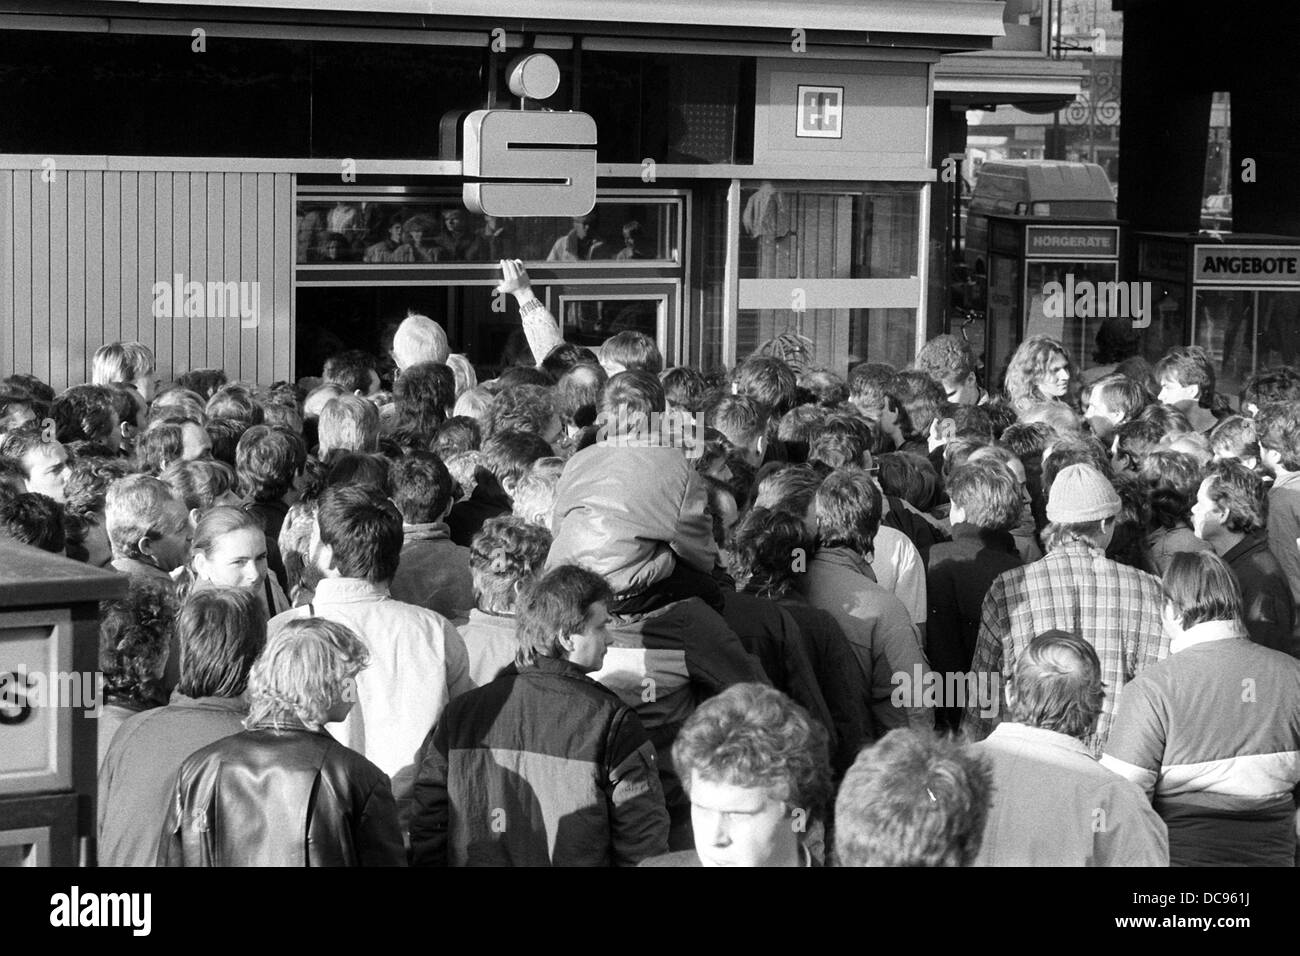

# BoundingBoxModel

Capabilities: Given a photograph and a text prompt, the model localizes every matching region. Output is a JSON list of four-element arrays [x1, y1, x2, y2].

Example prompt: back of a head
[[324, 451, 392, 497], [497, 366, 554, 389], [807, 415, 872, 471], [603, 369, 666, 434], [512, 468, 560, 528], [847, 362, 899, 415], [754, 463, 824, 513], [469, 514, 553, 613], [814, 466, 881, 553], [395, 362, 456, 431], [390, 450, 454, 525], [318, 394, 380, 456], [834, 728, 992, 867], [175, 368, 229, 399], [893, 369, 946, 438], [1162, 550, 1243, 630], [484, 384, 558, 440], [660, 365, 708, 414], [393, 314, 450, 369], [541, 342, 599, 380], [99, 578, 177, 707], [246, 618, 369, 732], [176, 587, 266, 699], [558, 363, 607, 428], [92, 343, 135, 388], [707, 395, 764, 449], [237, 425, 305, 503], [1137, 449, 1203, 530], [205, 384, 263, 427], [913, 333, 977, 393], [481, 429, 553, 492], [1243, 367, 1300, 414], [0, 492, 65, 553], [947, 460, 1021, 532], [315, 484, 403, 583], [52, 384, 117, 445], [1254, 401, 1300, 471], [1042, 435, 1112, 494], [105, 474, 181, 557], [599, 330, 662, 376], [733, 356, 798, 419], [798, 368, 849, 408], [1010, 630, 1104, 739], [731, 506, 811, 596]]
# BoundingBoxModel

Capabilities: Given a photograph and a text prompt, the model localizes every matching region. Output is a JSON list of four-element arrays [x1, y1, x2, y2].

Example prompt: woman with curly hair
[[1005, 334, 1077, 415], [459, 515, 553, 687], [97, 578, 178, 765]]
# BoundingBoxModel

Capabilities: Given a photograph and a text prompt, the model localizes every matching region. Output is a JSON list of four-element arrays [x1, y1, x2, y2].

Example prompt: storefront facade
[[0, 0, 1003, 388]]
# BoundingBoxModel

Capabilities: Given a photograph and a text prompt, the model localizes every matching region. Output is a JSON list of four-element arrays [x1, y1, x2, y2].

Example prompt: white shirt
[[268, 577, 472, 812], [870, 525, 927, 626]]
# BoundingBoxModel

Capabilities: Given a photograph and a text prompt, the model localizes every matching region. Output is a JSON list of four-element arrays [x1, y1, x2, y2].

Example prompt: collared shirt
[[1169, 618, 1247, 655], [974, 722, 1168, 867], [966, 541, 1168, 756]]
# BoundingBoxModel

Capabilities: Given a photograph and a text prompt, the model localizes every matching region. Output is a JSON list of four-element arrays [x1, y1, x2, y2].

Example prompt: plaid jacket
[[964, 542, 1169, 755]]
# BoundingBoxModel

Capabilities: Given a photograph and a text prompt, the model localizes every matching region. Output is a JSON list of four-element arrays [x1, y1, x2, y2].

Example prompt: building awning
[[37, 0, 1007, 48], [936, 54, 1084, 111]]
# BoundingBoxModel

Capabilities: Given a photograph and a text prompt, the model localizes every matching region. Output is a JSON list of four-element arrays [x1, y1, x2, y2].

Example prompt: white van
[[964, 160, 1117, 273]]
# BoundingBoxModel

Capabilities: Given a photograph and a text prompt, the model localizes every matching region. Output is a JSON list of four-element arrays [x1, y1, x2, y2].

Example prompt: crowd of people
[[5, 258, 1300, 867]]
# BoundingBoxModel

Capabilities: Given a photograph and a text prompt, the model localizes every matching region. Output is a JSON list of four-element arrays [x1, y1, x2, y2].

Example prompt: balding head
[[393, 314, 449, 369], [1007, 630, 1104, 740]]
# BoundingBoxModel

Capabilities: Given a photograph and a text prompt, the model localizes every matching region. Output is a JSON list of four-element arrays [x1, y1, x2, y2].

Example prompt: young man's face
[[565, 601, 612, 672], [1084, 394, 1123, 441], [1159, 377, 1198, 408], [690, 773, 799, 867], [1190, 477, 1227, 543], [22, 443, 70, 502]]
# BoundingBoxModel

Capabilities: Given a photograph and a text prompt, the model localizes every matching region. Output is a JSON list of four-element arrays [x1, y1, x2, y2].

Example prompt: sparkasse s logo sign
[[462, 109, 597, 218]]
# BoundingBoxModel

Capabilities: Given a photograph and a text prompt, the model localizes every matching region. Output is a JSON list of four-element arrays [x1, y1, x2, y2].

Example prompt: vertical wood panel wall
[[0, 169, 294, 391]]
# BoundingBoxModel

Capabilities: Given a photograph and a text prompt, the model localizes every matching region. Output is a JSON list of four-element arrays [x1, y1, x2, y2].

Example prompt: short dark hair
[[1136, 402, 1193, 438], [733, 357, 798, 418], [1042, 436, 1113, 495], [834, 728, 992, 867], [660, 366, 708, 414], [481, 430, 553, 490], [1208, 415, 1259, 463], [708, 395, 764, 448], [515, 564, 613, 667], [1009, 631, 1104, 739], [205, 384, 263, 427], [1111, 418, 1167, 473], [876, 451, 941, 513], [814, 467, 881, 555], [1162, 550, 1243, 629], [1156, 345, 1216, 407], [315, 484, 404, 583], [434, 416, 481, 457], [394, 362, 455, 434], [541, 342, 599, 380], [176, 587, 266, 698], [323, 349, 378, 395], [484, 384, 558, 440], [469, 515, 553, 614], [1201, 459, 1267, 535], [205, 416, 249, 468], [1255, 401, 1300, 471], [798, 369, 849, 408], [753, 463, 824, 514], [1000, 421, 1054, 463], [1137, 450, 1203, 531], [324, 452, 392, 497], [0, 492, 65, 552], [807, 414, 873, 470], [4, 373, 55, 405], [893, 370, 946, 439], [390, 451, 455, 524], [174, 368, 228, 399], [52, 385, 116, 444], [947, 460, 1021, 531], [497, 366, 554, 389], [674, 682, 832, 819], [847, 362, 900, 415], [600, 330, 662, 375], [236, 425, 306, 502]]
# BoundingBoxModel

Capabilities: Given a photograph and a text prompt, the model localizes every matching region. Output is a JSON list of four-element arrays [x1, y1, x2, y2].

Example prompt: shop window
[[737, 308, 918, 371], [296, 194, 681, 265]]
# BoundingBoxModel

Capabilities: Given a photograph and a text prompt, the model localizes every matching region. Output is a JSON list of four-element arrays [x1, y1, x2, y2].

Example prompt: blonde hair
[[445, 353, 477, 398], [92, 343, 134, 387], [393, 314, 449, 369], [318, 394, 380, 457], [245, 618, 369, 732]]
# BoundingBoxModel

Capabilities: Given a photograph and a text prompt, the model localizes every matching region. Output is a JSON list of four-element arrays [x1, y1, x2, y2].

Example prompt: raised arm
[[496, 259, 565, 365]]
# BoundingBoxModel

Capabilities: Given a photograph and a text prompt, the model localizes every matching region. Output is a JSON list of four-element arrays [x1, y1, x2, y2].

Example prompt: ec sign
[[796, 85, 843, 139], [462, 110, 597, 218]]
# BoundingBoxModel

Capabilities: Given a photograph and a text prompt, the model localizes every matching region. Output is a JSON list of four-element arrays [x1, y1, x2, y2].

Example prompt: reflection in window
[[558, 296, 660, 351], [739, 183, 919, 281], [737, 308, 917, 372], [296, 197, 680, 265]]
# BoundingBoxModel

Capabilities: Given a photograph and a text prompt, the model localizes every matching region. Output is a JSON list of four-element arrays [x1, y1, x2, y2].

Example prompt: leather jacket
[[158, 715, 406, 867]]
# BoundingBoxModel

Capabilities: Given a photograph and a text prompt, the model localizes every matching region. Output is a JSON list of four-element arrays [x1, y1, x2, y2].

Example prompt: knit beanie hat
[[1046, 463, 1121, 523]]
